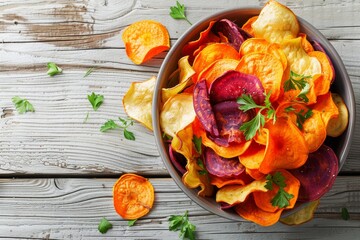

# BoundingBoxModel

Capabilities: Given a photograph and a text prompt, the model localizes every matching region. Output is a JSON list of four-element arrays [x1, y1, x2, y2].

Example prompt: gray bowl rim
[[153, 7, 356, 221]]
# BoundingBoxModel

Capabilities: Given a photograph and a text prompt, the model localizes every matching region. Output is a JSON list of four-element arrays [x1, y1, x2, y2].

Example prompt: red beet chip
[[212, 19, 247, 51], [193, 79, 220, 137], [209, 70, 265, 105], [291, 145, 339, 202], [204, 147, 244, 178]]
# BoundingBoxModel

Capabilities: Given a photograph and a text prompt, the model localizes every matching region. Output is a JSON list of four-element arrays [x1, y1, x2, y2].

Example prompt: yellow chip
[[252, 0, 299, 44], [327, 93, 349, 137], [160, 93, 196, 137], [123, 76, 156, 130], [216, 180, 268, 205], [179, 56, 196, 83], [280, 200, 320, 225]]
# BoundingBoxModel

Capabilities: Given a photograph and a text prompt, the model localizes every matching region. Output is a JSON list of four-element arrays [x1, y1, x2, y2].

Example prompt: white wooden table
[[1, 0, 359, 239]]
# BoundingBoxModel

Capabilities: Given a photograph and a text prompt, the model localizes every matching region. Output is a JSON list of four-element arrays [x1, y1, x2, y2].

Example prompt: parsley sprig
[[12, 96, 35, 114], [170, 1, 192, 25], [128, 219, 137, 226], [192, 135, 202, 154], [87, 92, 104, 111], [237, 92, 276, 140], [285, 106, 313, 130], [341, 207, 350, 220], [265, 172, 294, 208], [100, 117, 135, 140], [169, 210, 196, 240], [46, 62, 62, 76], [284, 71, 312, 102], [98, 217, 112, 234]]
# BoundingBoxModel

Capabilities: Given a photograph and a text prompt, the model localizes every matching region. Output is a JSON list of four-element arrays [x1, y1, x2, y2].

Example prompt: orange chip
[[253, 169, 300, 212], [192, 43, 240, 79], [182, 21, 220, 63], [311, 92, 339, 128], [235, 195, 283, 227], [239, 38, 287, 70], [241, 16, 258, 36], [236, 52, 283, 102], [308, 51, 334, 96], [210, 174, 250, 188], [113, 173, 154, 220], [239, 141, 267, 170], [197, 58, 239, 87], [299, 33, 314, 53], [245, 168, 266, 181], [259, 117, 308, 174], [122, 20, 170, 65]]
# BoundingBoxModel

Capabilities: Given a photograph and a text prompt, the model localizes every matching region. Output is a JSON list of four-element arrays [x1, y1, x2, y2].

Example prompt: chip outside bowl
[[152, 8, 356, 222]]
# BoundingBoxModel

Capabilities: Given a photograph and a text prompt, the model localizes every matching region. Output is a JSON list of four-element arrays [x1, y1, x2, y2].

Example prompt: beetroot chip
[[212, 19, 247, 51], [209, 70, 265, 104], [193, 79, 219, 137], [213, 100, 254, 144], [291, 145, 339, 202], [311, 40, 335, 82], [204, 147, 244, 178]]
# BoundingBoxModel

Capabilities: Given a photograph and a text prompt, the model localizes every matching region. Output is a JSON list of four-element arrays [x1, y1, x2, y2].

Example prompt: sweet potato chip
[[235, 195, 283, 227], [197, 58, 239, 87], [171, 124, 195, 161], [253, 169, 300, 212], [182, 21, 220, 63], [160, 93, 196, 137], [327, 93, 349, 137], [241, 16, 258, 36], [236, 52, 283, 101], [192, 43, 240, 79], [246, 168, 265, 180], [239, 141, 267, 170], [239, 38, 287, 70], [113, 173, 154, 220], [216, 179, 268, 205], [123, 76, 156, 130], [298, 33, 314, 53], [193, 118, 252, 158], [311, 92, 339, 128], [311, 40, 335, 82], [122, 20, 170, 64], [308, 51, 333, 96], [210, 171, 252, 188], [280, 200, 320, 225], [252, 0, 299, 44], [302, 110, 327, 152], [259, 117, 308, 174]]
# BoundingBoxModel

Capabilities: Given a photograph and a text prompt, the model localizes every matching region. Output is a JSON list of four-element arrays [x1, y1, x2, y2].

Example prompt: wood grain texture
[[0, 177, 359, 239], [1, 0, 360, 175]]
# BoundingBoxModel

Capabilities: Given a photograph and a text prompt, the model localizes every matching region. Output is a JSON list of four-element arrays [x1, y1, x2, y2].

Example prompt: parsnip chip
[[123, 76, 156, 130], [280, 200, 320, 225], [216, 180, 268, 205], [327, 93, 349, 137], [160, 93, 196, 137], [252, 0, 299, 44]]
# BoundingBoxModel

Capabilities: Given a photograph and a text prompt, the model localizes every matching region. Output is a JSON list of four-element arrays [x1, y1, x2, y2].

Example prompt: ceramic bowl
[[152, 8, 356, 221]]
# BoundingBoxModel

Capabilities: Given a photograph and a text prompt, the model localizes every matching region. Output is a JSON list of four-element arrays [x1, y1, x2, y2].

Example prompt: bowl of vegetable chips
[[153, 0, 355, 226]]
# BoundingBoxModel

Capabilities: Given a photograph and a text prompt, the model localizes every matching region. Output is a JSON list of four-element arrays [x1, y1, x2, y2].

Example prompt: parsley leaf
[[128, 219, 137, 226], [341, 207, 350, 220], [12, 96, 35, 114], [283, 71, 312, 103], [192, 136, 202, 154], [98, 217, 112, 234], [197, 158, 208, 175], [295, 109, 313, 130], [46, 62, 62, 76], [237, 92, 275, 140], [100, 117, 135, 141], [87, 92, 104, 111], [84, 67, 96, 78], [169, 210, 196, 240], [170, 1, 192, 25], [297, 83, 310, 103], [265, 172, 294, 208]]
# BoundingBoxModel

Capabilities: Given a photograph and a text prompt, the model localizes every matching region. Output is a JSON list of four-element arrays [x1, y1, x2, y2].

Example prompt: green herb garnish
[[46, 62, 62, 76], [170, 1, 192, 25], [283, 71, 312, 103], [12, 96, 35, 114], [197, 158, 208, 175], [169, 210, 196, 240], [237, 92, 276, 140], [341, 207, 350, 220], [265, 172, 294, 208], [84, 67, 96, 78], [100, 117, 135, 140], [192, 135, 202, 154], [98, 217, 112, 234], [128, 219, 137, 226], [87, 92, 104, 111]]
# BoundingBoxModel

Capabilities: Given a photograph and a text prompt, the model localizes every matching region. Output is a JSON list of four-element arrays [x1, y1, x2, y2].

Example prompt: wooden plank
[[0, 177, 359, 239]]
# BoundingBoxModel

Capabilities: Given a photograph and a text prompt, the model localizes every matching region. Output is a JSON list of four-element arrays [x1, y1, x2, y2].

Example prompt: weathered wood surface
[[0, 177, 359, 239], [1, 0, 360, 175], [1, 0, 360, 239]]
